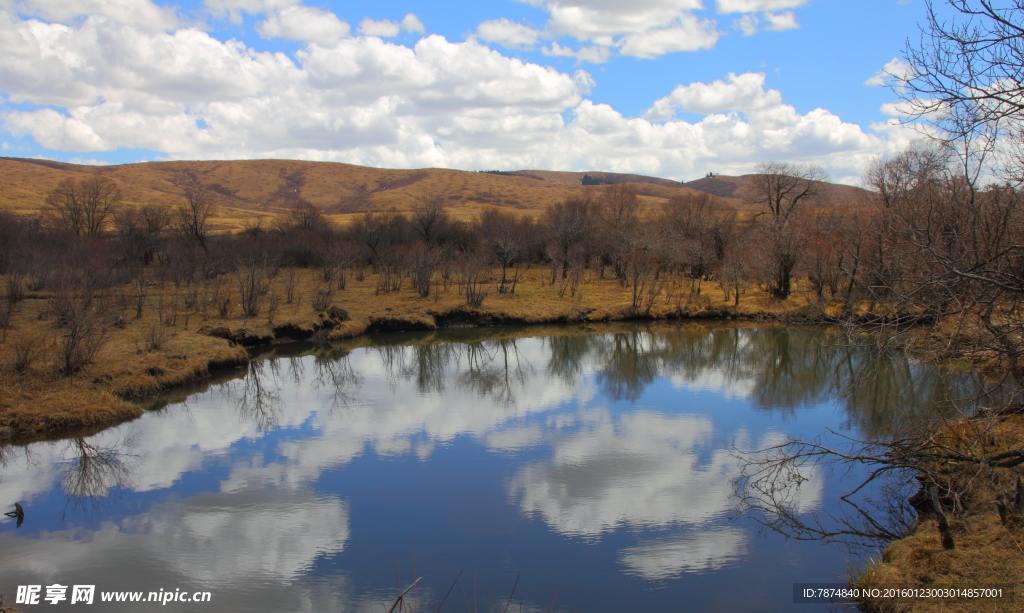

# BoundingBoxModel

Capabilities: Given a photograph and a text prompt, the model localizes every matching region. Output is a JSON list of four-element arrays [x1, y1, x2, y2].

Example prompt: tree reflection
[[595, 331, 662, 402], [322, 324, 1000, 440], [232, 361, 281, 431], [59, 435, 136, 518], [456, 338, 533, 407], [314, 353, 362, 410]]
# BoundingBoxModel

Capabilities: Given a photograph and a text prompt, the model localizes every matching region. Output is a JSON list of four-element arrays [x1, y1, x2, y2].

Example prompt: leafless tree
[[46, 176, 122, 237], [545, 193, 593, 282], [176, 185, 214, 251], [479, 209, 525, 292], [50, 277, 117, 376], [282, 199, 328, 234], [751, 161, 829, 220], [898, 2, 1024, 145], [410, 194, 448, 246], [750, 162, 828, 299], [596, 184, 642, 284], [457, 248, 490, 307]]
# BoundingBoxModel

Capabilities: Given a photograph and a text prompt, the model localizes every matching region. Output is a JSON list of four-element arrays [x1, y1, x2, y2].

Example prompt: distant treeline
[[3, 151, 1024, 377]]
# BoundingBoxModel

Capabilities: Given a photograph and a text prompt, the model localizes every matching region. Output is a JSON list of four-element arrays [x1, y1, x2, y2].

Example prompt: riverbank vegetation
[[732, 1, 1024, 608]]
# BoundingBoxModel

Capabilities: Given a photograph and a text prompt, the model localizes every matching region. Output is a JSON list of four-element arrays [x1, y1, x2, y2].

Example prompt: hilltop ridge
[[0, 157, 871, 230]]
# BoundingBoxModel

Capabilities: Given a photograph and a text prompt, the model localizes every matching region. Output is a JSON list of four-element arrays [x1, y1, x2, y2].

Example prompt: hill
[[0, 157, 872, 230]]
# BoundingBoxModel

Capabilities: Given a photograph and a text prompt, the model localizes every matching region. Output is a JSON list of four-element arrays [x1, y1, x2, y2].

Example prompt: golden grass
[[0, 265, 824, 441], [856, 510, 1024, 612], [0, 158, 793, 232], [853, 415, 1024, 613]]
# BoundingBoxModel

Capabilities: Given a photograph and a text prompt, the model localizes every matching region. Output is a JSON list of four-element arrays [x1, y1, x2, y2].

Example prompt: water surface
[[0, 323, 989, 612]]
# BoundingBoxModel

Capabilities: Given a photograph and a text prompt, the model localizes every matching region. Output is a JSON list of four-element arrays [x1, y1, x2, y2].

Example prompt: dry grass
[[0, 158, 848, 232], [853, 415, 1024, 613], [856, 509, 1024, 612], [0, 265, 824, 440]]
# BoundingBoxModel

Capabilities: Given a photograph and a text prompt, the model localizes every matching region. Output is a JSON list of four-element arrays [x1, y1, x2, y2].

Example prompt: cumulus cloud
[[358, 14, 425, 38], [256, 4, 350, 44], [865, 57, 913, 86], [618, 15, 720, 57], [16, 0, 179, 30], [730, 10, 796, 35], [644, 72, 782, 117], [0, 6, 900, 180], [543, 41, 612, 63], [733, 13, 759, 35], [763, 10, 798, 31], [476, 17, 543, 48], [474, 0, 815, 61]]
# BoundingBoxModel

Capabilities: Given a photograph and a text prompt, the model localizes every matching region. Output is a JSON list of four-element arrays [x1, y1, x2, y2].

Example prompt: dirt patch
[[366, 315, 436, 333]]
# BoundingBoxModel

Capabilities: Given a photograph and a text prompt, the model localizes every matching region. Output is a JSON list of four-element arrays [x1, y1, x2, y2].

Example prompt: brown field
[[0, 157, 871, 231]]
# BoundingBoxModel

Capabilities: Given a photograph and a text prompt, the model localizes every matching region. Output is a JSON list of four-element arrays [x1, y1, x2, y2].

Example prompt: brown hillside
[[0, 157, 871, 230], [682, 174, 872, 210]]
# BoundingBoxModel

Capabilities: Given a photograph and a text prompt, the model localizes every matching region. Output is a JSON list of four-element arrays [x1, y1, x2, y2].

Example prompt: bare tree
[[50, 278, 116, 376], [898, 2, 1024, 142], [596, 184, 641, 283], [410, 194, 448, 246], [545, 193, 593, 282], [282, 199, 328, 234], [750, 162, 828, 299], [479, 209, 525, 292], [46, 176, 122, 237], [751, 161, 828, 221], [176, 185, 214, 251]]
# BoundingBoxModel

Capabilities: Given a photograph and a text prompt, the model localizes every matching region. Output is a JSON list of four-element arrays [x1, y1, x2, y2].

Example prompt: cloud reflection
[[618, 527, 748, 579]]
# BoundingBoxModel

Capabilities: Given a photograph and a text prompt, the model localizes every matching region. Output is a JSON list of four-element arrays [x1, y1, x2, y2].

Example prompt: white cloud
[[763, 10, 798, 31], [645, 72, 782, 117], [618, 528, 748, 579], [618, 15, 720, 58], [67, 156, 111, 164], [542, 41, 612, 63], [733, 13, 759, 35], [357, 13, 424, 38], [401, 13, 424, 33], [716, 0, 809, 13], [257, 5, 350, 44], [17, 0, 179, 30], [203, 0, 297, 24], [358, 17, 400, 38], [476, 17, 543, 48], [0, 6, 900, 181], [865, 57, 913, 86]]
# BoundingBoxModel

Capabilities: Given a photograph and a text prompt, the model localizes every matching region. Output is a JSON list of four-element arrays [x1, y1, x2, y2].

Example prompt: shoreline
[[2, 307, 797, 445], [0, 267, 824, 444], [3, 269, 1021, 610]]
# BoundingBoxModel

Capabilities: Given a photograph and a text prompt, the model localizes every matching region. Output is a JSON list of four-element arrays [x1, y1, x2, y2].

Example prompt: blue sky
[[0, 0, 938, 183]]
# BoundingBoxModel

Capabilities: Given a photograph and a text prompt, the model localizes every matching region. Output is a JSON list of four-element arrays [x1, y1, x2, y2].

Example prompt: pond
[[0, 323, 994, 612]]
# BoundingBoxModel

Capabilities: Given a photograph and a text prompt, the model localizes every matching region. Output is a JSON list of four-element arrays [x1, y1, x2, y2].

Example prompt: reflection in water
[[618, 527, 748, 579], [230, 362, 281, 432], [0, 323, 1006, 612], [59, 436, 136, 517], [508, 412, 774, 538]]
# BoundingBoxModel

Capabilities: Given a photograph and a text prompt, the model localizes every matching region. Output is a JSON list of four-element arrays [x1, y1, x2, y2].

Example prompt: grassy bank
[[0, 266, 822, 442], [851, 413, 1024, 612]]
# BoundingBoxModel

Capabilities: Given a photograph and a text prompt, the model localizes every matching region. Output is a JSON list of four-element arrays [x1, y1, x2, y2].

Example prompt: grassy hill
[[0, 157, 872, 231]]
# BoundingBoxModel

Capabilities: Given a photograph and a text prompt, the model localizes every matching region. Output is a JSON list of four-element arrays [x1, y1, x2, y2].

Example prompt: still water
[[0, 323, 988, 612]]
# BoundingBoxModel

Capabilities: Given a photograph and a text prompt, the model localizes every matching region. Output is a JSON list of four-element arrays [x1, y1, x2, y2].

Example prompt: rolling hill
[[0, 157, 873, 231]]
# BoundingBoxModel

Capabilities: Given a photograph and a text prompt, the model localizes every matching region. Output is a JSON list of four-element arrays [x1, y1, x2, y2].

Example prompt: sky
[[0, 0, 940, 184]]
